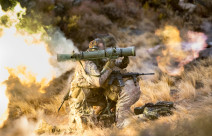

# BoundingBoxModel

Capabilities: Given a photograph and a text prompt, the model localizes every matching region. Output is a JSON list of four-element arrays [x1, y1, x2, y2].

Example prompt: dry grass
[[1, 55, 211, 136], [0, 0, 212, 135]]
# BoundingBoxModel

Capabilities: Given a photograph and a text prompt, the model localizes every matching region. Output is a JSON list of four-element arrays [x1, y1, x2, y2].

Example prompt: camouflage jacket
[[70, 60, 111, 103], [70, 57, 129, 103]]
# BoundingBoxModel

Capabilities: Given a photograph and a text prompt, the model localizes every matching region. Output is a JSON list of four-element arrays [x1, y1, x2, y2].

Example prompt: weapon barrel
[[139, 73, 154, 75], [123, 72, 154, 76], [57, 46, 135, 62], [57, 54, 74, 62]]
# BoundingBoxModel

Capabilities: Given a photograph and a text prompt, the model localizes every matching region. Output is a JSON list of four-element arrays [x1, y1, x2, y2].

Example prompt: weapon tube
[[57, 46, 135, 62]]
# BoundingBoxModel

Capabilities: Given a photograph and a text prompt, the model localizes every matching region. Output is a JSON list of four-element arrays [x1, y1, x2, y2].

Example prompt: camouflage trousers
[[68, 80, 141, 129], [68, 101, 97, 131], [116, 79, 141, 128]]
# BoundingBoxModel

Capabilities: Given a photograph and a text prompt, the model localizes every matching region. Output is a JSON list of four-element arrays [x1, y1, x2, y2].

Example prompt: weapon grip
[[117, 75, 125, 87], [132, 75, 137, 86], [109, 76, 115, 85]]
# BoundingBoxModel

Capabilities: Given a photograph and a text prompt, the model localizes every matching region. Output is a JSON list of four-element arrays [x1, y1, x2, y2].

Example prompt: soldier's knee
[[124, 80, 141, 96], [131, 86, 141, 104], [135, 86, 141, 97]]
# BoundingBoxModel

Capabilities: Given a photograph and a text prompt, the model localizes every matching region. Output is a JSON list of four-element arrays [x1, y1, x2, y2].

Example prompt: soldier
[[69, 35, 141, 128]]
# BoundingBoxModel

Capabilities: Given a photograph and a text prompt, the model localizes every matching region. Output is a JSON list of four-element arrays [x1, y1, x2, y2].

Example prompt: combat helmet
[[88, 38, 103, 51], [88, 35, 117, 51]]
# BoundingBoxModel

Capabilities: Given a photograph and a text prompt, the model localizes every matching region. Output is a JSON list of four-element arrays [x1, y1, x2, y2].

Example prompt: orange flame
[[0, 3, 55, 127], [156, 26, 207, 76], [0, 84, 9, 128]]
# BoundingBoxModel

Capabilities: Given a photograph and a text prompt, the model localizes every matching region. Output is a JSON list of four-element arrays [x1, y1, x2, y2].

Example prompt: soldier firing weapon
[[57, 46, 136, 112], [57, 46, 154, 112]]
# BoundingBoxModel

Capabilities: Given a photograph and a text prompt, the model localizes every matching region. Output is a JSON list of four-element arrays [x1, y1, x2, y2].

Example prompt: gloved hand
[[122, 56, 129, 64], [105, 59, 115, 69], [101, 59, 115, 74], [119, 56, 129, 69]]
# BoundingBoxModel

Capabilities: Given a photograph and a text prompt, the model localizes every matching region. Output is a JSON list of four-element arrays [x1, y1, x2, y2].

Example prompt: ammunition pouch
[[103, 84, 121, 101], [103, 89, 119, 102], [101, 60, 115, 74], [71, 86, 84, 103]]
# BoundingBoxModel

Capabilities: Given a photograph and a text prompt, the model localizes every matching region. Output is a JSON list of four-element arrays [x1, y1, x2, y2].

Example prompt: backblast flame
[[0, 3, 55, 127], [0, 85, 9, 128], [156, 26, 207, 76]]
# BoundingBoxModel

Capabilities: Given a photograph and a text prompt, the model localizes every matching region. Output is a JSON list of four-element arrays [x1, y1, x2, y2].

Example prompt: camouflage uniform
[[69, 37, 141, 128], [69, 60, 112, 128], [70, 60, 111, 105], [69, 60, 140, 128], [102, 66, 141, 128]]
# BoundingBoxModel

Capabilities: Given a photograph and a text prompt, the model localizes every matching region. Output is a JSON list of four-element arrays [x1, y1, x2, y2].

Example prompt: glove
[[122, 56, 129, 64], [101, 59, 115, 74], [119, 56, 129, 69], [105, 59, 115, 69]]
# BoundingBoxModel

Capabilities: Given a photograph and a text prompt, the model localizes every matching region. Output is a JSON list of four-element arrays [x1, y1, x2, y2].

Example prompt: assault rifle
[[108, 71, 154, 87]]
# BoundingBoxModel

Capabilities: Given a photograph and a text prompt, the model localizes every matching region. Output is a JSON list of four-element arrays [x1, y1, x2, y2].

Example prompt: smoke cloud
[[0, 0, 212, 136]]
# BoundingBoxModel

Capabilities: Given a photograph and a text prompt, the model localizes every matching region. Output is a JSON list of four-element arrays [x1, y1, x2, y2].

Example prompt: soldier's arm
[[83, 61, 113, 87]]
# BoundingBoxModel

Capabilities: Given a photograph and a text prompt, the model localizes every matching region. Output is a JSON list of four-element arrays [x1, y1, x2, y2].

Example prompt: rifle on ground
[[108, 71, 154, 87]]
